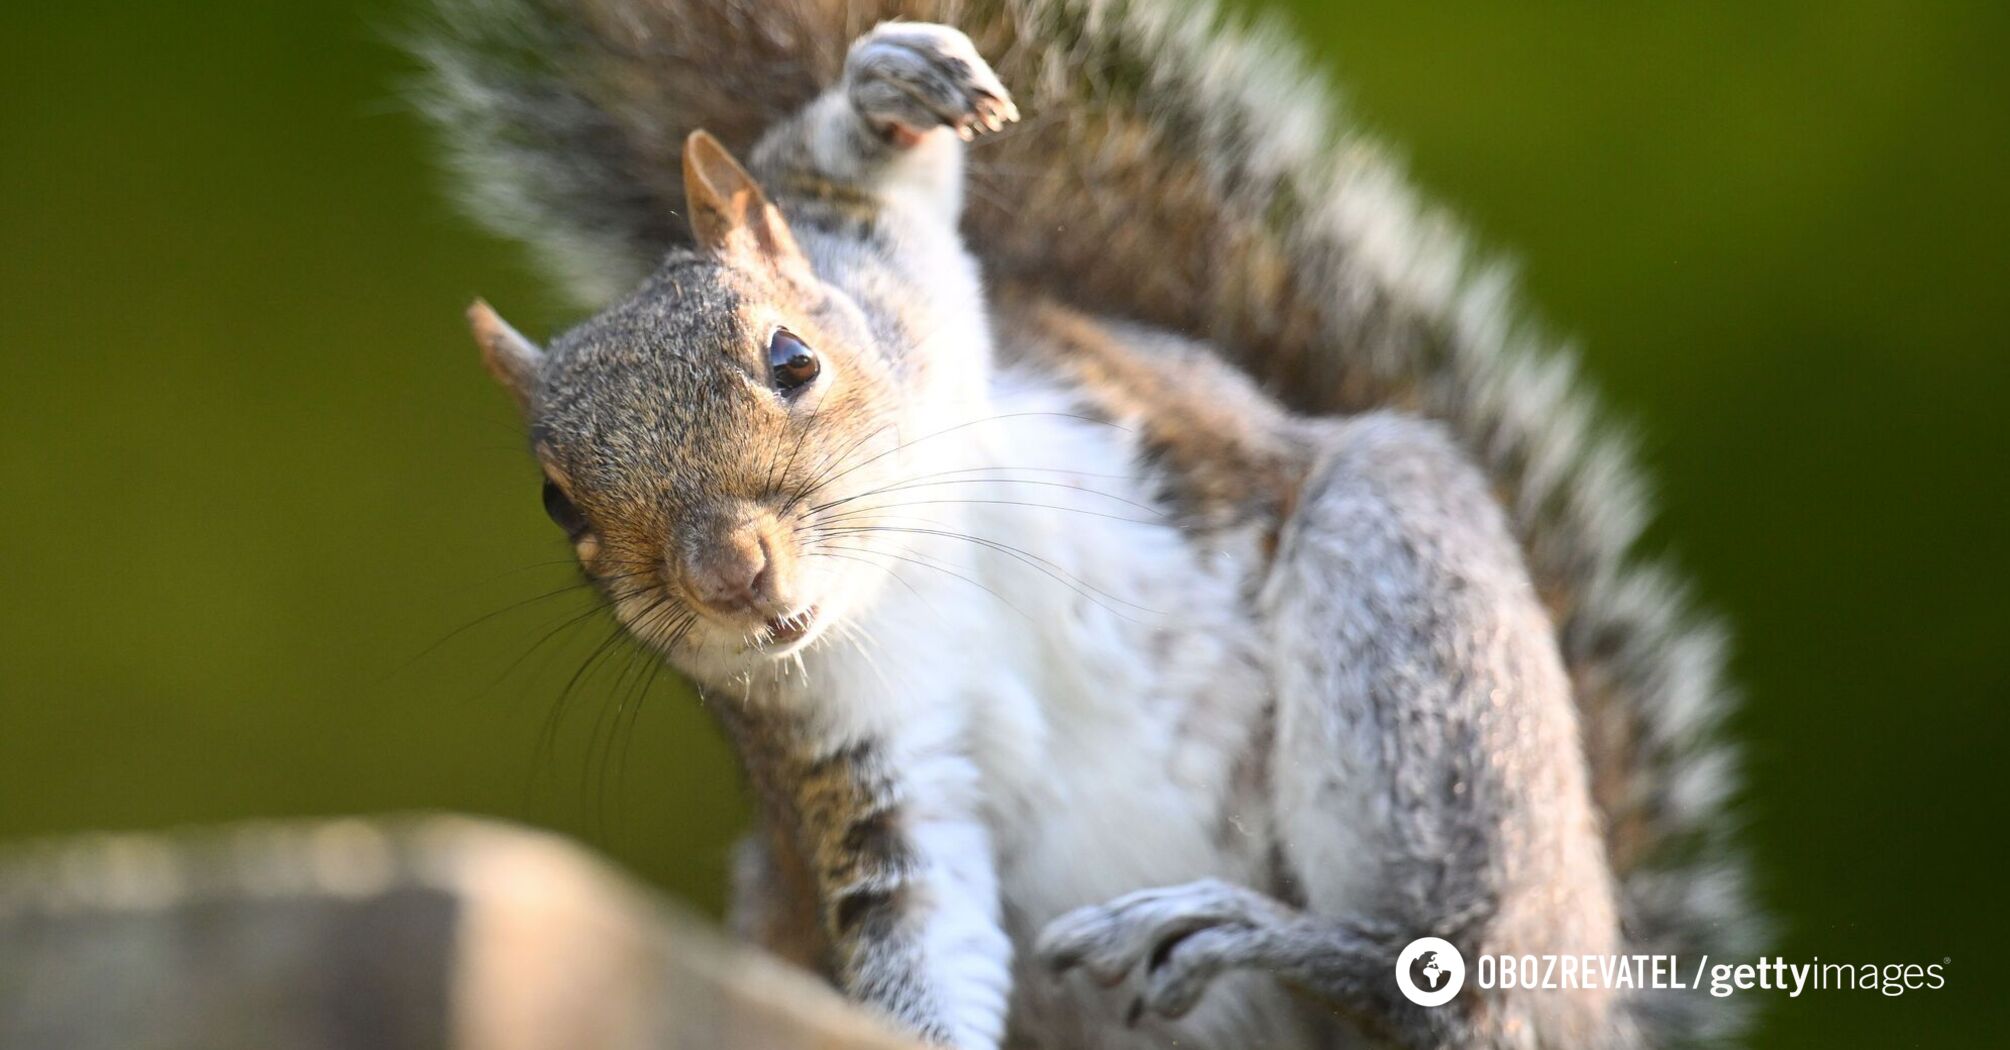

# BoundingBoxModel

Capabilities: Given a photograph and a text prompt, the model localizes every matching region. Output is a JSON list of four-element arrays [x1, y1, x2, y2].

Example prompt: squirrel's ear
[[682, 130, 803, 264], [467, 299, 543, 411]]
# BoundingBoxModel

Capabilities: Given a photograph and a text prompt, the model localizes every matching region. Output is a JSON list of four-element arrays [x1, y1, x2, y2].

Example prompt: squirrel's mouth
[[757, 606, 819, 652]]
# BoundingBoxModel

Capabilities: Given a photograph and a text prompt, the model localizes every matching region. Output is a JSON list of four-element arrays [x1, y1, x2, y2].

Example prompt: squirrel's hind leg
[[1042, 412, 1634, 1049]]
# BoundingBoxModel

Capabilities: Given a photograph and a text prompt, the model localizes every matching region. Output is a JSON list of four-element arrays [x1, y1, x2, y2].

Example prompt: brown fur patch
[[995, 288, 1318, 544]]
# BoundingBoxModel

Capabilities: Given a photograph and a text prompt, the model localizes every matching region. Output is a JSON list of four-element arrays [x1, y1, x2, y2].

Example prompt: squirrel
[[415, 2, 1763, 1047]]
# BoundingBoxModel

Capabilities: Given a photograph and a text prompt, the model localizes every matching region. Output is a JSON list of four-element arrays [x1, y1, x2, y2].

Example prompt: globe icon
[[1395, 935, 1465, 1006], [1408, 951, 1449, 992]]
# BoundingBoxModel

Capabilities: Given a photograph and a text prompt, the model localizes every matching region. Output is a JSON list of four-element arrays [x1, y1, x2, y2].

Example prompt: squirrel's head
[[468, 132, 960, 673]]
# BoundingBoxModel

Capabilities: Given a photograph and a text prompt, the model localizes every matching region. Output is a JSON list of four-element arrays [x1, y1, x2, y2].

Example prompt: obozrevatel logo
[[1396, 937, 1466, 1007]]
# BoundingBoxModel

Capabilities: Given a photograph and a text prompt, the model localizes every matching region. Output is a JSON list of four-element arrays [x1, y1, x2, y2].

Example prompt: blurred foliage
[[1, 1, 2003, 1044]]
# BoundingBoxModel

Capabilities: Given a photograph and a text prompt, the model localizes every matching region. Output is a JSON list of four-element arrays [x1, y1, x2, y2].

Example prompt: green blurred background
[[2, 1, 2004, 1044]]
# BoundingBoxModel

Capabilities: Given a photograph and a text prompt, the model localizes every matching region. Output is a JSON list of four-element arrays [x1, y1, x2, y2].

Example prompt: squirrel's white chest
[[789, 401, 1309, 1047], [925, 412, 1293, 1047], [963, 547, 1275, 930], [833, 399, 1280, 916]]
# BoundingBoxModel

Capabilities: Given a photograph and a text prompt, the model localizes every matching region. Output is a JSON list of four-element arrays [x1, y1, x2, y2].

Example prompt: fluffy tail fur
[[413, 0, 1763, 1042]]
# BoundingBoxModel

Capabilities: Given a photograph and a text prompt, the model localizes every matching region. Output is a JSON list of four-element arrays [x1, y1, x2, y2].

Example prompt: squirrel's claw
[[973, 90, 1017, 133]]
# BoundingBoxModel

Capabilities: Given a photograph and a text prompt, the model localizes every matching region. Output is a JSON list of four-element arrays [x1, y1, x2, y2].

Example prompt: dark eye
[[542, 478, 588, 538], [767, 328, 820, 393]]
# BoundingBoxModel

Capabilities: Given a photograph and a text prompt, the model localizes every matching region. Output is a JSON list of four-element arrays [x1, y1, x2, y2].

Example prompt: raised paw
[[1035, 878, 1293, 1020], [845, 22, 1018, 145]]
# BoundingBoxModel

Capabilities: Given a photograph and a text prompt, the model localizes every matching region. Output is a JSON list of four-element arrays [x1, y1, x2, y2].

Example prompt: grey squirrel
[[416, 3, 1762, 1047]]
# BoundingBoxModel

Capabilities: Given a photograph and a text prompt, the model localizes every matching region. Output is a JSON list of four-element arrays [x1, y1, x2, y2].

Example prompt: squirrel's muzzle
[[676, 505, 795, 622]]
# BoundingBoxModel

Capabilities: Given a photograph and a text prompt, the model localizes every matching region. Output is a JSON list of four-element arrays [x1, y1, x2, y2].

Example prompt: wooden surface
[[0, 817, 918, 1050]]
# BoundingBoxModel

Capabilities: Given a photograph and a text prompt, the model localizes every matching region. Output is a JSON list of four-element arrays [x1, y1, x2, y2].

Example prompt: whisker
[[382, 579, 597, 686], [815, 496, 1166, 528], [815, 523, 1156, 619], [391, 566, 664, 685], [786, 410, 1132, 512], [828, 617, 904, 696], [611, 646, 669, 823], [783, 416, 901, 513], [771, 377, 833, 500], [543, 613, 644, 775], [805, 540, 1038, 626], [586, 638, 652, 837], [808, 474, 1166, 519], [447, 556, 594, 591], [590, 595, 683, 834], [800, 546, 935, 613], [470, 594, 621, 708]]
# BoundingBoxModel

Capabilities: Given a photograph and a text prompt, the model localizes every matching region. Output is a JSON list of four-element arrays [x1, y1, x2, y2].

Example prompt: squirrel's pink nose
[[681, 525, 771, 612]]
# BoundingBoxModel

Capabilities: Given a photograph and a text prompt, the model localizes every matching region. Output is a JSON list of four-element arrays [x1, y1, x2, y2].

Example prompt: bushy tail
[[414, 0, 1763, 1041]]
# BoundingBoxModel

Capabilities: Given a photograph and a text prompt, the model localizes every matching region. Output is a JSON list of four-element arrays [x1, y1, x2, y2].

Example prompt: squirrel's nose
[[681, 523, 771, 612]]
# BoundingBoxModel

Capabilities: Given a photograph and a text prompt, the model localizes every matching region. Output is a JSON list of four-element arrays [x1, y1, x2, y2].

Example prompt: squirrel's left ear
[[682, 130, 804, 266], [467, 299, 543, 411]]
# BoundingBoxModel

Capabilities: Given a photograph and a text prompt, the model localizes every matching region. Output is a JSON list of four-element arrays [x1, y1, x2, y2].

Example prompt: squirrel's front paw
[[845, 22, 1018, 146]]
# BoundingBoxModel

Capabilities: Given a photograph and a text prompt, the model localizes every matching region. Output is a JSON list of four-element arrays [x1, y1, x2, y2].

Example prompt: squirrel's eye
[[542, 478, 588, 539], [767, 328, 821, 393]]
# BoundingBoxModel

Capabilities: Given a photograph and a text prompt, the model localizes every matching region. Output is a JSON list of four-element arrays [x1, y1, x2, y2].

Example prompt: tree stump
[[0, 816, 917, 1050]]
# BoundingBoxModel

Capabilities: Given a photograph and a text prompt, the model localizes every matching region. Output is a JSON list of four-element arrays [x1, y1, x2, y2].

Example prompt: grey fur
[[413, 2, 1764, 1046], [1032, 412, 1638, 1047]]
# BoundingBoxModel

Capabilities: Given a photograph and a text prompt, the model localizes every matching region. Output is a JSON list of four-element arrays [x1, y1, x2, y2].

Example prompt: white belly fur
[[798, 381, 1322, 1047]]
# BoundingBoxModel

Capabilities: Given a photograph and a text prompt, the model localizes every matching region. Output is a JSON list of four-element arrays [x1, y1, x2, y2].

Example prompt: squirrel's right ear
[[467, 299, 543, 411], [682, 130, 803, 265]]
